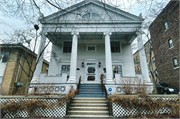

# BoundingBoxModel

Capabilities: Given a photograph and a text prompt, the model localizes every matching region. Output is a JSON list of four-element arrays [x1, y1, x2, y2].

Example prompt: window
[[155, 70, 158, 77], [111, 42, 120, 53], [87, 45, 96, 51], [0, 51, 9, 63], [63, 42, 72, 53], [168, 38, 173, 48], [164, 22, 168, 30], [61, 65, 70, 71], [82, 12, 101, 20], [112, 65, 122, 78], [173, 58, 179, 67], [152, 57, 155, 64]]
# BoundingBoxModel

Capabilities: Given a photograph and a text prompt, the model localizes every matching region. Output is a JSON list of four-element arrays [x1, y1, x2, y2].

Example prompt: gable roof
[[40, 0, 144, 23]]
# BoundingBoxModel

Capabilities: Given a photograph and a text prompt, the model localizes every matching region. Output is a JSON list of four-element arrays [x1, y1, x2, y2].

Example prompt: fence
[[111, 94, 179, 118], [0, 94, 179, 118], [0, 96, 67, 118]]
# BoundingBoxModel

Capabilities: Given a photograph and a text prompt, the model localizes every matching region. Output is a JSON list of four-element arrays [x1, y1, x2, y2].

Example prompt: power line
[[0, 19, 15, 31]]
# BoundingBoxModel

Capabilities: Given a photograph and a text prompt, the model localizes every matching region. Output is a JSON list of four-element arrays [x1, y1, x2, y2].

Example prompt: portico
[[29, 0, 152, 94]]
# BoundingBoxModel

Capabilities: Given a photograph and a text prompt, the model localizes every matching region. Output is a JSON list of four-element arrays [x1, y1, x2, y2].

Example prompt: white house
[[29, 0, 152, 94]]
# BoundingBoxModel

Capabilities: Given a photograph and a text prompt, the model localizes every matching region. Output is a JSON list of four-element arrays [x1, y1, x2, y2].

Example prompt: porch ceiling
[[46, 32, 136, 44]]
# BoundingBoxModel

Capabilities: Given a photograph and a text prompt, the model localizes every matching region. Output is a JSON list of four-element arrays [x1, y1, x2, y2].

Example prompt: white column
[[68, 32, 79, 83], [104, 32, 114, 84], [137, 32, 151, 83], [31, 33, 46, 83]]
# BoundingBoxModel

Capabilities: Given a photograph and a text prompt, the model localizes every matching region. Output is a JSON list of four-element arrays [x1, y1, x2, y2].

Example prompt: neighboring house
[[149, 1, 179, 88], [29, 0, 152, 94], [133, 51, 142, 75], [0, 44, 49, 95], [133, 41, 158, 83]]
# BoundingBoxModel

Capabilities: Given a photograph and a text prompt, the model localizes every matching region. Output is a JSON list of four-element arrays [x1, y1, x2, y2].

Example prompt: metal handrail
[[77, 76, 81, 94]]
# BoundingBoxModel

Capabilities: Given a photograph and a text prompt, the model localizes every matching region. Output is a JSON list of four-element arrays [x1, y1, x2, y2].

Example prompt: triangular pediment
[[40, 0, 143, 23]]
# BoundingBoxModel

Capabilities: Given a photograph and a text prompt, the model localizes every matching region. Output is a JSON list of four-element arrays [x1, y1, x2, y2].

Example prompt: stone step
[[72, 100, 106, 103], [79, 89, 103, 92], [68, 110, 109, 115], [72, 98, 106, 101], [69, 107, 108, 111], [70, 103, 107, 107], [78, 91, 104, 94], [67, 115, 112, 118], [74, 95, 105, 98]]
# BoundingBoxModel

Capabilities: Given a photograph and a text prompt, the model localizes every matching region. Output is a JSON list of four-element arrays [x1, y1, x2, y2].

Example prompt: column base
[[105, 78, 115, 84], [67, 77, 76, 83]]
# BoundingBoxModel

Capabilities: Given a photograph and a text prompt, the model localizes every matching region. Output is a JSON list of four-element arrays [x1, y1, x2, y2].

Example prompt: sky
[[0, 0, 170, 61]]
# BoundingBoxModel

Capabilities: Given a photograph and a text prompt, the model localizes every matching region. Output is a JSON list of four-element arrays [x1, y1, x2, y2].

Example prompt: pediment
[[40, 0, 143, 23]]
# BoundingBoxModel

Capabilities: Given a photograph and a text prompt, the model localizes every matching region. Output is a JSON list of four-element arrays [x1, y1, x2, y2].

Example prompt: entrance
[[85, 62, 98, 83]]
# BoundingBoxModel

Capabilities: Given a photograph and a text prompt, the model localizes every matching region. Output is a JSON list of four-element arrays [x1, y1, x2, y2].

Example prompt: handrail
[[77, 76, 81, 94], [100, 74, 112, 116]]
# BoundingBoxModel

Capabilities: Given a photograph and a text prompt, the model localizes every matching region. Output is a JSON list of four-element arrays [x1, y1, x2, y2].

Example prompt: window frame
[[168, 38, 173, 48], [111, 41, 121, 53], [164, 22, 168, 30], [63, 41, 72, 53], [86, 45, 97, 51], [173, 58, 179, 68]]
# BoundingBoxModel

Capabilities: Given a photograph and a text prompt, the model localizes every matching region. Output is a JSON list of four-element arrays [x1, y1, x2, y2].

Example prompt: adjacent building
[[149, 1, 179, 88], [0, 44, 49, 95]]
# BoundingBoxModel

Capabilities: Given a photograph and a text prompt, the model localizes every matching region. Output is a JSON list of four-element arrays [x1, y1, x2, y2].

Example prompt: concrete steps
[[67, 97, 111, 118], [75, 84, 105, 98]]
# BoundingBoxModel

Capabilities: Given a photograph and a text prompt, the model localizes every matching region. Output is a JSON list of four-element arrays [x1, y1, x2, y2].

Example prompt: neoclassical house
[[29, 0, 152, 94]]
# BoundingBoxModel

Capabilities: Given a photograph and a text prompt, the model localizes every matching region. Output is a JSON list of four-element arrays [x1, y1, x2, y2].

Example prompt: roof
[[40, 0, 144, 23], [0, 44, 49, 64], [149, 1, 178, 29]]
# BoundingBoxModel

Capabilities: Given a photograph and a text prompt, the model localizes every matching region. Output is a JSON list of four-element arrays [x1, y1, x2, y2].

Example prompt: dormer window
[[82, 12, 101, 20]]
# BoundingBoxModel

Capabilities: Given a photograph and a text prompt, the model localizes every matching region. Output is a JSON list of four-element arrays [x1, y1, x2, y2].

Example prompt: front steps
[[66, 84, 112, 118], [75, 84, 105, 97], [67, 98, 111, 118]]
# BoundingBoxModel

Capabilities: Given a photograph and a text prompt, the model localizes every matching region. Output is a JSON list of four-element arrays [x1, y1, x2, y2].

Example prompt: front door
[[85, 63, 98, 83]]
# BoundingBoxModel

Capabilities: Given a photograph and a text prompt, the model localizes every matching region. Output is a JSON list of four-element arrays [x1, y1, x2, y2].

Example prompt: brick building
[[0, 44, 49, 95], [149, 1, 179, 88]]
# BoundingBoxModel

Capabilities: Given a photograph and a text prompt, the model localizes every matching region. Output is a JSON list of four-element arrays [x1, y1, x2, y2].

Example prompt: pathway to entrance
[[66, 84, 112, 118]]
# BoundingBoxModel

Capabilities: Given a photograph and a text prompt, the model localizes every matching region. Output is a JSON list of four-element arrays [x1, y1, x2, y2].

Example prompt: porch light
[[98, 62, 101, 68], [82, 62, 84, 68]]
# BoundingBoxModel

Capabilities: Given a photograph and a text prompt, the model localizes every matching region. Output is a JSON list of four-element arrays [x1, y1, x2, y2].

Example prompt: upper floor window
[[61, 65, 70, 71], [164, 22, 168, 30], [152, 57, 155, 64], [173, 58, 179, 68], [87, 45, 96, 51], [155, 70, 158, 77], [168, 38, 173, 48], [63, 42, 72, 53], [82, 12, 101, 20], [0, 50, 9, 63], [111, 42, 120, 53]]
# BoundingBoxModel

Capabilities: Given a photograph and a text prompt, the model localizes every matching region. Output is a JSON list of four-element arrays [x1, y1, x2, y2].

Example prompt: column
[[104, 32, 114, 84], [31, 33, 46, 83], [68, 32, 79, 83], [137, 32, 151, 83]]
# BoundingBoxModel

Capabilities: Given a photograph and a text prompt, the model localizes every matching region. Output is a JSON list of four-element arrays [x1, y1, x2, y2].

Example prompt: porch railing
[[77, 76, 81, 94]]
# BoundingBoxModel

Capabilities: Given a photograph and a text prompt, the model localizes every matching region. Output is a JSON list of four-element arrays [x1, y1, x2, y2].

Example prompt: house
[[149, 1, 179, 88], [29, 0, 153, 94], [0, 44, 49, 95], [133, 41, 158, 83]]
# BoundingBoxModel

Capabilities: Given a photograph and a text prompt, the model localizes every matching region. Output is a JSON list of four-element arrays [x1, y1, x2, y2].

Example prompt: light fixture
[[82, 62, 84, 68], [98, 62, 101, 68]]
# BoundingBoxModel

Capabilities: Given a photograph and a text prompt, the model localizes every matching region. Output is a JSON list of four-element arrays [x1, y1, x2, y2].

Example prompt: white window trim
[[86, 45, 97, 52]]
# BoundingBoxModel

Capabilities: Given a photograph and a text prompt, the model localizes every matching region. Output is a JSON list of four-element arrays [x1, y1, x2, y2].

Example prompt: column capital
[[103, 32, 112, 36], [71, 31, 79, 36]]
